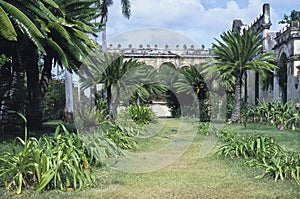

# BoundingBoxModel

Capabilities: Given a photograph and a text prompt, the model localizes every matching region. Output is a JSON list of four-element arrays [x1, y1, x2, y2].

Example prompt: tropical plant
[[79, 131, 123, 167], [127, 104, 157, 125], [246, 99, 300, 130], [0, 124, 95, 194], [217, 132, 300, 185], [80, 52, 145, 118], [25, 0, 100, 128], [211, 28, 276, 123], [101, 120, 138, 149], [95, 97, 109, 123], [279, 10, 300, 24], [216, 134, 283, 159], [42, 79, 65, 121], [175, 64, 210, 121], [197, 122, 211, 135], [0, 0, 101, 133]]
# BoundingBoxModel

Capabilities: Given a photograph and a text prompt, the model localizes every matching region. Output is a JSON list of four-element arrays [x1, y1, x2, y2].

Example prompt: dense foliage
[[128, 104, 157, 125], [42, 80, 65, 121], [216, 133, 300, 185], [0, 125, 94, 194], [0, 123, 124, 194], [245, 99, 300, 130]]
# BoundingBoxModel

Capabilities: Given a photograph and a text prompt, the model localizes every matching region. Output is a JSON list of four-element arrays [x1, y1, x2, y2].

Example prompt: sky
[[102, 0, 300, 49]]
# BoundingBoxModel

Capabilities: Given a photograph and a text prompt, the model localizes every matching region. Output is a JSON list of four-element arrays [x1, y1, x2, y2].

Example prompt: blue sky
[[104, 0, 300, 48]]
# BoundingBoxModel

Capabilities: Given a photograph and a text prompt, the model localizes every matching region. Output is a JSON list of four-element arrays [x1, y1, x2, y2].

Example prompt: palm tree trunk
[[229, 75, 242, 123], [64, 70, 74, 123], [102, 24, 107, 52], [112, 86, 120, 116], [107, 84, 113, 118], [26, 45, 43, 130]]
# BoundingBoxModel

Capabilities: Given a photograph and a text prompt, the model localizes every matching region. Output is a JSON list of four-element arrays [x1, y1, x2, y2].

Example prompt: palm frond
[[0, 5, 17, 41]]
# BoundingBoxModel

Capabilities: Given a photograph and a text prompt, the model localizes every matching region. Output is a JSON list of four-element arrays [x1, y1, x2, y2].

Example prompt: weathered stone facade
[[234, 3, 300, 104], [107, 44, 214, 69]]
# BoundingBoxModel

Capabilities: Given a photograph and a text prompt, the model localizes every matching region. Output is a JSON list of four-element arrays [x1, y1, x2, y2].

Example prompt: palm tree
[[0, 0, 57, 133], [0, 0, 101, 132], [53, 0, 101, 123], [212, 28, 276, 123], [24, 0, 100, 128], [175, 64, 210, 121], [98, 0, 131, 52], [80, 52, 145, 117]]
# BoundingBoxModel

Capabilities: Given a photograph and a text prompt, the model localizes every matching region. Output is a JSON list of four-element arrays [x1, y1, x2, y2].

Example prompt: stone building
[[233, 3, 300, 104]]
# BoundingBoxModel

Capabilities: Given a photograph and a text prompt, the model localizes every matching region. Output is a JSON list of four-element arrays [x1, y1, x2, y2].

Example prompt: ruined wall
[[273, 21, 300, 102], [107, 44, 214, 69], [236, 3, 300, 104]]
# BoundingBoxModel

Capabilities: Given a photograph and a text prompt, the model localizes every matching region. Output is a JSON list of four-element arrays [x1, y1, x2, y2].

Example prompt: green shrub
[[79, 131, 123, 167], [128, 104, 157, 125], [95, 98, 109, 123], [0, 124, 95, 194], [42, 80, 65, 121], [248, 151, 300, 184], [246, 99, 300, 130], [216, 134, 283, 159], [100, 120, 138, 150], [216, 133, 300, 185]]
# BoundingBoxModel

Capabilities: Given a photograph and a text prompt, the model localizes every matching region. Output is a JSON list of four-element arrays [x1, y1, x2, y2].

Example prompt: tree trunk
[[107, 84, 114, 118], [25, 44, 43, 130], [229, 75, 242, 123], [64, 69, 74, 123], [102, 20, 107, 52], [111, 86, 120, 116]]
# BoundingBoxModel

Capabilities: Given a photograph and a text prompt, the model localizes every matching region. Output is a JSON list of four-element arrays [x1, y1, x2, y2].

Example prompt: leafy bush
[[247, 151, 300, 184], [197, 122, 211, 135], [95, 98, 109, 123], [42, 80, 65, 121], [79, 131, 123, 167], [216, 133, 300, 185], [245, 99, 300, 130], [127, 104, 157, 125], [100, 120, 138, 150], [0, 124, 95, 194], [216, 134, 283, 159]]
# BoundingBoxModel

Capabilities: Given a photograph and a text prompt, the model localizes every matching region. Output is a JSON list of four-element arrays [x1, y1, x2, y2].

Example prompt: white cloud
[[105, 0, 299, 48]]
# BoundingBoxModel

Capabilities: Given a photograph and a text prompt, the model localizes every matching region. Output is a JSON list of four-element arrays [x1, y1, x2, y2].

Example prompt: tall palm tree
[[98, 0, 131, 52], [0, 0, 101, 132], [0, 0, 57, 133], [53, 0, 101, 123], [24, 0, 100, 128], [212, 28, 276, 123]]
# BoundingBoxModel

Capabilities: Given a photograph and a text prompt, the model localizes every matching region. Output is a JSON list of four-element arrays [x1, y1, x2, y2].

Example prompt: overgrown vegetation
[[216, 132, 300, 184], [244, 99, 300, 130], [0, 125, 95, 194], [127, 104, 157, 125], [42, 80, 65, 121]]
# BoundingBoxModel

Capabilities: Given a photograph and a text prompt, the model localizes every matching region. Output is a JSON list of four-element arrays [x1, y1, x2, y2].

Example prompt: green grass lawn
[[3, 119, 300, 198]]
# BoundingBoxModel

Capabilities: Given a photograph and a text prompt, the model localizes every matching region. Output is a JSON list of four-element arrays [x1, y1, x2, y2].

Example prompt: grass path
[[13, 119, 300, 198]]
